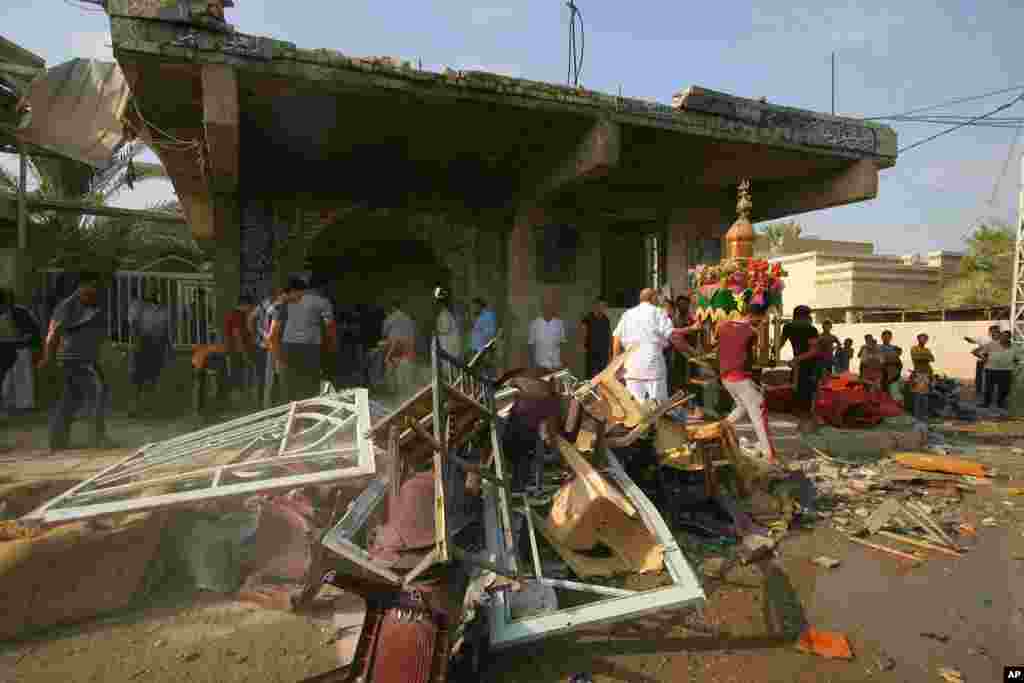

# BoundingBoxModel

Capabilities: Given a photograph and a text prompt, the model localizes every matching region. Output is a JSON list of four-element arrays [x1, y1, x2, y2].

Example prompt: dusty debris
[[795, 628, 854, 659], [738, 534, 775, 564], [937, 667, 964, 682], [701, 556, 729, 578], [811, 556, 841, 569], [920, 631, 950, 643]]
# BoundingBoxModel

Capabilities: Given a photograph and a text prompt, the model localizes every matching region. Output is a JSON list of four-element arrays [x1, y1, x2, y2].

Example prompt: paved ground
[[1, 409, 1022, 683]]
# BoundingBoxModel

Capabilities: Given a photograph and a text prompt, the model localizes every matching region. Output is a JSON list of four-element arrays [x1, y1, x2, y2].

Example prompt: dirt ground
[[1, 409, 1023, 683]]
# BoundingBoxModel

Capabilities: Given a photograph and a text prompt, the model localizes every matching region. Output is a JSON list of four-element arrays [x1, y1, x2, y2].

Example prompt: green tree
[[0, 143, 200, 274], [939, 218, 1015, 307], [757, 220, 802, 253]]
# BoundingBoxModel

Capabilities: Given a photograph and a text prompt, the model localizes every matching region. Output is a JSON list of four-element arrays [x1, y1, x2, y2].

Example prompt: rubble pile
[[2, 339, 1020, 682]]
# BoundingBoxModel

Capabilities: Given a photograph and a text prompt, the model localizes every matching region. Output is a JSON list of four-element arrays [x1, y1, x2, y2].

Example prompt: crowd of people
[[3, 270, 1023, 461]]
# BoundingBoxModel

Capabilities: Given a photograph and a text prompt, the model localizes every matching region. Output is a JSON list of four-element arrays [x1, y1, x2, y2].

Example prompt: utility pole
[[1011, 153, 1024, 343], [831, 52, 835, 115]]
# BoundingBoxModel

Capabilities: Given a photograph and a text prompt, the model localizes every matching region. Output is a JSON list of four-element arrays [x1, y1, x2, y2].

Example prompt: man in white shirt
[[528, 301, 567, 373], [612, 288, 674, 404], [433, 287, 462, 361]]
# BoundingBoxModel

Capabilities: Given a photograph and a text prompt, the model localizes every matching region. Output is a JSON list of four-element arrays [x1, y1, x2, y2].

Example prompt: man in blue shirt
[[469, 297, 497, 359]]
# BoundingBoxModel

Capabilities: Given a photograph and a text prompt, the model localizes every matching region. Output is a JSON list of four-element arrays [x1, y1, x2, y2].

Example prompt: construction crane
[[1012, 153, 1024, 342]]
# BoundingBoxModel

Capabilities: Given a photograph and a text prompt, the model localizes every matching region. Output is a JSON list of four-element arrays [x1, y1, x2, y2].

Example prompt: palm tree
[[0, 141, 201, 273]]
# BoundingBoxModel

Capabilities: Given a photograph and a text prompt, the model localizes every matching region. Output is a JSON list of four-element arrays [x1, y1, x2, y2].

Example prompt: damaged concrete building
[[100, 0, 896, 372]]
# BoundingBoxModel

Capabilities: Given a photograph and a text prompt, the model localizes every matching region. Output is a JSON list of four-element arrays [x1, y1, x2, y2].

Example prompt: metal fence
[[40, 268, 218, 348]]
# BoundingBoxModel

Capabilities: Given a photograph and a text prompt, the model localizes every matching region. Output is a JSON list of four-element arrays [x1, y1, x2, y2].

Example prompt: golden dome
[[724, 179, 754, 261]]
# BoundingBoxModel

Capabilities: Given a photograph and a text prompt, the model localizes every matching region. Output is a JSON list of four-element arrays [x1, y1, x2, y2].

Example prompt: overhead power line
[[896, 93, 1024, 155], [886, 116, 1024, 129], [863, 84, 1024, 121], [988, 126, 1023, 206]]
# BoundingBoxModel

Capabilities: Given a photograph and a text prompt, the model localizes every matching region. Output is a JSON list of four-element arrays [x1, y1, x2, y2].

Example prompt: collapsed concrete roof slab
[[102, 8, 896, 238], [12, 59, 131, 169]]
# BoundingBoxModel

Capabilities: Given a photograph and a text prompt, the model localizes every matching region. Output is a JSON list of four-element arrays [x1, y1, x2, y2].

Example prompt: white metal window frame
[[483, 445, 706, 649], [23, 388, 374, 524]]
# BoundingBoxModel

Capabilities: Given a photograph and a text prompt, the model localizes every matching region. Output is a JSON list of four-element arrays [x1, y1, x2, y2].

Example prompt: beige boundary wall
[[811, 320, 1009, 382]]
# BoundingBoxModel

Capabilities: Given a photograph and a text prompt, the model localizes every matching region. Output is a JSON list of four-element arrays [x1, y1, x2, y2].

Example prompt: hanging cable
[[566, 1, 584, 87], [988, 126, 1023, 206], [862, 84, 1024, 121], [884, 115, 1024, 129], [61, 0, 105, 12], [897, 93, 1024, 155]]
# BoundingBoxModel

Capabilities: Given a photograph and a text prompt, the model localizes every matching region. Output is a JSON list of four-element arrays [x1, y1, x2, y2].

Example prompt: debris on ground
[[811, 556, 841, 569], [5, 333, 1022, 682], [893, 453, 989, 478], [937, 667, 964, 682], [795, 628, 854, 660]]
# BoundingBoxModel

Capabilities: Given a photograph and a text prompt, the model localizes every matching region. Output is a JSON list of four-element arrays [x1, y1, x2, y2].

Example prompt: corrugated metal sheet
[[13, 58, 130, 169]]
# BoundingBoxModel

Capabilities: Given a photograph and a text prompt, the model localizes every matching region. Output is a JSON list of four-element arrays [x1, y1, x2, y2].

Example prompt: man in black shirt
[[579, 298, 612, 379], [37, 273, 114, 453], [780, 305, 822, 414]]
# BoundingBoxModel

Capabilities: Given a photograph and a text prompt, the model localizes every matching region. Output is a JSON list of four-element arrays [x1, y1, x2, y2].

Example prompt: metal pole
[[831, 52, 835, 115], [1011, 153, 1024, 343], [17, 143, 27, 250]]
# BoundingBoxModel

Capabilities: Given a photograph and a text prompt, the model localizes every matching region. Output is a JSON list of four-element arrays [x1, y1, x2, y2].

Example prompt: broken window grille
[[23, 388, 375, 524], [318, 364, 704, 652], [429, 339, 516, 568], [484, 442, 705, 649]]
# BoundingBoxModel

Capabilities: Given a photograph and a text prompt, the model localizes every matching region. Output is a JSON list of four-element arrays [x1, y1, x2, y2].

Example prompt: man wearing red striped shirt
[[716, 303, 776, 463]]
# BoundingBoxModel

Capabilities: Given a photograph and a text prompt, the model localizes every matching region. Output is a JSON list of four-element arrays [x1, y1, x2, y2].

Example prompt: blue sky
[[2, 0, 1022, 255]]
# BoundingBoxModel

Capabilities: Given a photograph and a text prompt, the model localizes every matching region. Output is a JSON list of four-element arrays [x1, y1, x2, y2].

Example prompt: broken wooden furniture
[[297, 559, 462, 683], [365, 341, 515, 574], [571, 350, 694, 454], [22, 389, 375, 524], [484, 443, 705, 649], [535, 436, 664, 577]]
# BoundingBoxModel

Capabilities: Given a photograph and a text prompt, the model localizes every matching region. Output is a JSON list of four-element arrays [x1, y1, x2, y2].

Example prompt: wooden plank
[[529, 509, 629, 578], [876, 530, 962, 557], [847, 535, 922, 563], [431, 341, 450, 563]]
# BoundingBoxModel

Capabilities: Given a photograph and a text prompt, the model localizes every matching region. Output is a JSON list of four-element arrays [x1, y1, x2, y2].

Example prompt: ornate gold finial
[[724, 179, 755, 261], [736, 179, 752, 220]]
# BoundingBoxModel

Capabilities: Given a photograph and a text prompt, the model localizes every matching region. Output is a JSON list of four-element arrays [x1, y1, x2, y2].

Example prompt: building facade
[[100, 0, 898, 375], [755, 232, 962, 321]]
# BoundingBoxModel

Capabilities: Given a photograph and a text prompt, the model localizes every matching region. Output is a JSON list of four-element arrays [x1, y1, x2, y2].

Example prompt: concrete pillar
[[666, 222, 690, 296], [211, 193, 241, 340], [505, 206, 542, 370]]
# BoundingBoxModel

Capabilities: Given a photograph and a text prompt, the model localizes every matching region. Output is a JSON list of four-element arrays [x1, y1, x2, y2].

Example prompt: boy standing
[[909, 333, 935, 423]]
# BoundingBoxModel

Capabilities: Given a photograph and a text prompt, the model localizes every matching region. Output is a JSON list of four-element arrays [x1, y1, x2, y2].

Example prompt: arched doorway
[[306, 211, 452, 353]]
